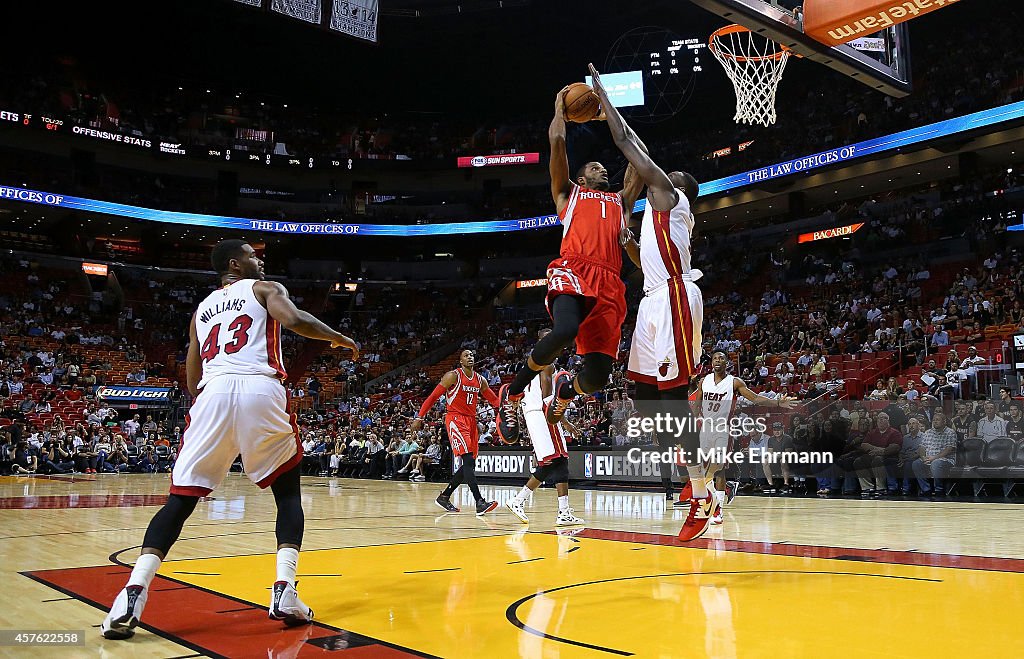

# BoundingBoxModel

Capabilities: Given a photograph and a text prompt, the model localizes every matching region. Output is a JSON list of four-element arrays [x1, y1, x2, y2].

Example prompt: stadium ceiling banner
[[798, 223, 865, 243], [0, 185, 562, 237], [457, 153, 541, 168], [2, 102, 1022, 235], [331, 0, 378, 42], [694, 99, 1024, 199]]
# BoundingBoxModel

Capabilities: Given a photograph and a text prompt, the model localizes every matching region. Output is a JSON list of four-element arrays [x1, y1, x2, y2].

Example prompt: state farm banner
[[457, 153, 541, 169], [798, 223, 865, 244], [330, 0, 378, 42], [94, 386, 171, 407], [804, 0, 960, 47]]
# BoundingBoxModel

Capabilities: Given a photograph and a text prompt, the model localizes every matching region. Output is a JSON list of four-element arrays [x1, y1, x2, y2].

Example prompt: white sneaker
[[555, 508, 584, 526], [711, 510, 724, 525], [397, 467, 408, 474], [505, 499, 529, 523], [269, 581, 314, 626], [101, 585, 147, 639]]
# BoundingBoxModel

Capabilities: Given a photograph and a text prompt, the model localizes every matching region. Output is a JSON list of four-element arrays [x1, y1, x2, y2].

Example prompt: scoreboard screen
[[649, 38, 708, 78], [604, 27, 709, 122]]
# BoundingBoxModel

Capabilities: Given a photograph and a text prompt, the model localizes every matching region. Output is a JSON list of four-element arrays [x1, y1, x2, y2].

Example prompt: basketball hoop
[[709, 24, 793, 127]]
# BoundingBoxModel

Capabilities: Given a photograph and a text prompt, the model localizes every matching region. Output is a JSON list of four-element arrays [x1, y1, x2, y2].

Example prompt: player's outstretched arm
[[185, 312, 201, 397], [411, 371, 457, 431], [588, 64, 677, 213], [256, 281, 359, 358], [736, 378, 797, 409], [549, 86, 573, 213]]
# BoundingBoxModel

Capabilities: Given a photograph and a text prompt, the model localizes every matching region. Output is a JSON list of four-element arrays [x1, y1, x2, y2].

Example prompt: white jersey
[[639, 191, 694, 291], [700, 373, 737, 430], [194, 279, 286, 390]]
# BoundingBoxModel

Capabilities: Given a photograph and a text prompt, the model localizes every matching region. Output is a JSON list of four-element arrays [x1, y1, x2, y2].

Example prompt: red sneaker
[[677, 494, 719, 542]]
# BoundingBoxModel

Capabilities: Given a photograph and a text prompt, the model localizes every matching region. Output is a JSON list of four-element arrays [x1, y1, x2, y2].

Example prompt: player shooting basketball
[[496, 85, 644, 444], [586, 62, 723, 541]]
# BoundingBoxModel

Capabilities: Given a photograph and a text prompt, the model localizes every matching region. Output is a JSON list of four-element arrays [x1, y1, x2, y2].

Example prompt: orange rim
[[709, 24, 793, 63]]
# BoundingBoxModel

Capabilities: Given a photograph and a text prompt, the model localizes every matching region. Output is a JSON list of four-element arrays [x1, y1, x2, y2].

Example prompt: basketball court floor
[[3, 473, 1023, 657]]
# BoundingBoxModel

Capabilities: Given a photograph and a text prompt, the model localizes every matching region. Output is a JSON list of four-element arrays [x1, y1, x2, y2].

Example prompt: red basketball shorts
[[545, 255, 626, 358], [445, 412, 479, 458]]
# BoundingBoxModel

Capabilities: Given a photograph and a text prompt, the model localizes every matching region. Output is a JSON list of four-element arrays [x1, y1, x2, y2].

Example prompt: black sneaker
[[476, 499, 498, 516], [665, 490, 674, 501], [496, 384, 522, 444], [544, 370, 575, 425], [435, 494, 460, 513], [724, 480, 740, 504]]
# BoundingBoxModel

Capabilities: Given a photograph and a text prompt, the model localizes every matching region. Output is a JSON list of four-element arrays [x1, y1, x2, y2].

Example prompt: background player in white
[[102, 240, 359, 639], [505, 329, 584, 526], [694, 351, 795, 528], [589, 64, 712, 541]]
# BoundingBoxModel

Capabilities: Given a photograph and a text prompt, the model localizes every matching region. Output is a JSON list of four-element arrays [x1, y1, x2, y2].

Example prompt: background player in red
[[411, 349, 500, 515], [497, 86, 644, 441], [102, 240, 359, 639]]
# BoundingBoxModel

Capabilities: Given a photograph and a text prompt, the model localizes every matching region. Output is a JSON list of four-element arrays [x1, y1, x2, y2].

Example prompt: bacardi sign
[[798, 223, 864, 244]]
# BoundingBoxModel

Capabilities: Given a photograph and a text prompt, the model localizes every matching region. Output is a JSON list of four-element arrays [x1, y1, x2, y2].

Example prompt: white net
[[709, 26, 791, 127]]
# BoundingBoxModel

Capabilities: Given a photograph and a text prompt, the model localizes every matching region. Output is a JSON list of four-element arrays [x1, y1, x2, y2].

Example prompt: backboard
[[688, 0, 912, 97]]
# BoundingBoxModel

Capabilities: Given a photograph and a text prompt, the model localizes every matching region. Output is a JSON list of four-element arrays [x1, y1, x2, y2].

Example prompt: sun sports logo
[[458, 153, 540, 168]]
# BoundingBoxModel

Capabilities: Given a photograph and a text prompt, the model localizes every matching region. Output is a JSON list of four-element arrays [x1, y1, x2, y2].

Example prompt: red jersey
[[558, 182, 623, 270], [445, 368, 482, 417]]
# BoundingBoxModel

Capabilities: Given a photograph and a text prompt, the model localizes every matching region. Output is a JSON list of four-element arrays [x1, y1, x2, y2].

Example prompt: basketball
[[563, 82, 601, 123]]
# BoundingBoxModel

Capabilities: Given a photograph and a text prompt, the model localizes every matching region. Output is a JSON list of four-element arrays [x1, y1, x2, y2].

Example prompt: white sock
[[513, 486, 531, 504], [707, 479, 718, 494], [557, 495, 570, 512], [276, 547, 299, 586], [687, 467, 708, 499], [716, 490, 726, 506], [127, 553, 161, 590]]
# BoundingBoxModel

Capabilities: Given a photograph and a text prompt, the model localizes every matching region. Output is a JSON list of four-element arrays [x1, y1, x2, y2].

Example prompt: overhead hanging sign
[[331, 0, 378, 42]]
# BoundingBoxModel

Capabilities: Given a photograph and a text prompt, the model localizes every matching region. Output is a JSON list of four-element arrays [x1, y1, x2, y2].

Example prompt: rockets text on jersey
[[559, 182, 624, 269], [445, 368, 482, 417]]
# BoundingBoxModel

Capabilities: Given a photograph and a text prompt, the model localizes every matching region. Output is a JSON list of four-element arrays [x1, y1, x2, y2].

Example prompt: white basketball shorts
[[523, 398, 568, 466], [170, 374, 300, 496], [627, 277, 703, 390]]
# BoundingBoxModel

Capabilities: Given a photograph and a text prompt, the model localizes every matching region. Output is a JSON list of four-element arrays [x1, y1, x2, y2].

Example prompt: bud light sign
[[95, 386, 171, 406]]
